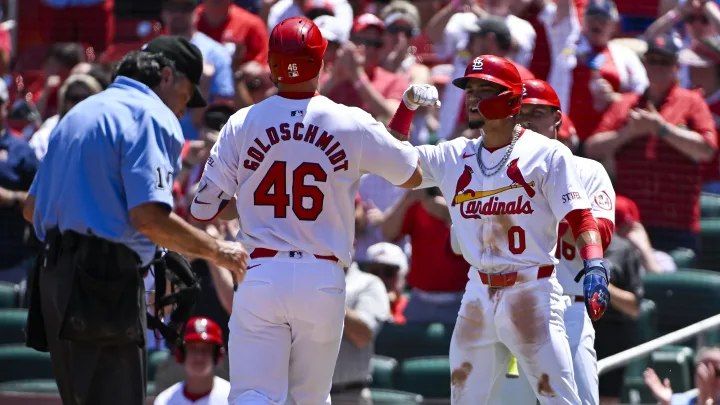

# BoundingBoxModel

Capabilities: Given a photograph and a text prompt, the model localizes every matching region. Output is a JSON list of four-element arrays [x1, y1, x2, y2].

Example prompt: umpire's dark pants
[[39, 231, 147, 405]]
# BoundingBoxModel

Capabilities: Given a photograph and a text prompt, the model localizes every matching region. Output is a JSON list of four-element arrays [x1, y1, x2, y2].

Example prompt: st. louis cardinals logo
[[472, 57, 483, 71], [452, 159, 535, 219]]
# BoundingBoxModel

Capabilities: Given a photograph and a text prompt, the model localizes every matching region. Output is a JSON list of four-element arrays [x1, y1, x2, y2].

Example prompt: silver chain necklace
[[476, 125, 521, 177]]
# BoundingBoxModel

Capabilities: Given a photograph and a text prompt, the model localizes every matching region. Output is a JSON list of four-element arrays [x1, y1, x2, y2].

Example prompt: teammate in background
[[515, 79, 616, 405], [387, 55, 610, 404], [154, 317, 230, 405], [190, 17, 422, 404]]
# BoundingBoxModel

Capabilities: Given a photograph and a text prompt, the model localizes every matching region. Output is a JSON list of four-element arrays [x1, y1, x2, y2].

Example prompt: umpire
[[22, 36, 248, 405]]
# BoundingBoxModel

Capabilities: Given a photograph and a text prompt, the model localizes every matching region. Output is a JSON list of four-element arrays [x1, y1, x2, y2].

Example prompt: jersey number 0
[[254, 161, 327, 221]]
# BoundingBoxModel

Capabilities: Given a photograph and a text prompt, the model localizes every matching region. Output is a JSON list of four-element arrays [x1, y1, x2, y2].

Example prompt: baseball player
[[387, 55, 610, 404], [190, 17, 422, 404], [154, 317, 230, 405], [511, 79, 615, 405]]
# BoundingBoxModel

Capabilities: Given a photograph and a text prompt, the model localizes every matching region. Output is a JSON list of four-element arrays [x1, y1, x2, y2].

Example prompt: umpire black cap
[[143, 35, 207, 108]]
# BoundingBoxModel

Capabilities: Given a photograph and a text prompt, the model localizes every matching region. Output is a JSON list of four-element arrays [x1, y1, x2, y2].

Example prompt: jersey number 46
[[254, 161, 327, 221]]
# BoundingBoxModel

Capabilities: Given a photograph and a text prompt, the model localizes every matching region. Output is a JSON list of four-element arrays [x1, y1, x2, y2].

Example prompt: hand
[[696, 362, 717, 405], [625, 105, 664, 137], [44, 75, 61, 90], [589, 76, 617, 111], [0, 187, 19, 208], [344, 43, 365, 79], [643, 368, 673, 405], [576, 258, 610, 321], [402, 84, 441, 110], [213, 240, 249, 286]]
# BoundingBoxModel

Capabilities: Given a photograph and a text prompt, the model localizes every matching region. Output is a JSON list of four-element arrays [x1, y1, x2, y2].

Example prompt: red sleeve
[[246, 18, 269, 64], [565, 208, 604, 259], [597, 217, 614, 251], [688, 91, 718, 150]]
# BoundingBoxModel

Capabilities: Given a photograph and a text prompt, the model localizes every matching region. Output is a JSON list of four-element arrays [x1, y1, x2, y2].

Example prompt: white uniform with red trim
[[153, 377, 230, 405], [200, 93, 418, 405], [416, 128, 588, 405], [501, 156, 615, 405]]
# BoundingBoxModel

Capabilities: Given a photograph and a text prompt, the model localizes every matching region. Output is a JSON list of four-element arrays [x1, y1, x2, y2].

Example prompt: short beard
[[468, 119, 485, 129]]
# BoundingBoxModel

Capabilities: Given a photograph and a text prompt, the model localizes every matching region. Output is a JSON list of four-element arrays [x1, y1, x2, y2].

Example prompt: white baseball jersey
[[153, 377, 230, 405], [555, 156, 615, 296], [202, 95, 418, 266], [416, 129, 590, 273]]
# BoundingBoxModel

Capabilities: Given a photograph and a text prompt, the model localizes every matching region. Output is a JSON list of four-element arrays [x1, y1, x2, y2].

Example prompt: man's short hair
[[46, 43, 86, 70], [113, 51, 180, 89]]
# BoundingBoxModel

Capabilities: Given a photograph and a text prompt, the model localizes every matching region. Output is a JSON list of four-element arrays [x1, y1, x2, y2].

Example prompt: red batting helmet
[[521, 79, 561, 109], [175, 317, 224, 363], [268, 17, 328, 84], [452, 55, 523, 120]]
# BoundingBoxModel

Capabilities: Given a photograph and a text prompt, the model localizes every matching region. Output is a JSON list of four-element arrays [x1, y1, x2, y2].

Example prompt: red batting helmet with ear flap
[[452, 55, 523, 120], [175, 317, 224, 363], [521, 79, 561, 109], [268, 17, 328, 84]]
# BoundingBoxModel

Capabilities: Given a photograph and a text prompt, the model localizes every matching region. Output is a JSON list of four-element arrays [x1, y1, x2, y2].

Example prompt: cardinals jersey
[[201, 95, 418, 266], [153, 377, 230, 405], [555, 156, 615, 296], [416, 128, 590, 273]]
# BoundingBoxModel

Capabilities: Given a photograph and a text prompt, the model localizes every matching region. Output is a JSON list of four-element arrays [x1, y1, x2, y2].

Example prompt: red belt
[[250, 248, 339, 263], [478, 265, 554, 288]]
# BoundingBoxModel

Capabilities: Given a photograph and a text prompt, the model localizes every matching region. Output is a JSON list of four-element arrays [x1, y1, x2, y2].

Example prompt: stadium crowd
[[1, 0, 720, 404]]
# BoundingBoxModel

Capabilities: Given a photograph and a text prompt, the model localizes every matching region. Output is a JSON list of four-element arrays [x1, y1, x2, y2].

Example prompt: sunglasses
[[685, 14, 709, 24], [387, 24, 414, 35], [351, 37, 384, 48], [644, 56, 676, 66]]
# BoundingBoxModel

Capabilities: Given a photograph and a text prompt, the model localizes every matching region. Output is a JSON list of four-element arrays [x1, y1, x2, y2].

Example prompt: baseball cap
[[381, 1, 420, 35], [585, 0, 619, 21], [314, 15, 348, 44], [615, 195, 640, 230], [470, 17, 512, 52], [679, 37, 720, 67], [645, 33, 683, 60], [142, 35, 207, 108], [365, 242, 408, 277], [352, 13, 385, 34]]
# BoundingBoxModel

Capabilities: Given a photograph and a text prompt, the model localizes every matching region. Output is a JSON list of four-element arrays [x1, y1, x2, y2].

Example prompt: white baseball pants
[[449, 268, 580, 405], [564, 300, 598, 405], [227, 253, 346, 405]]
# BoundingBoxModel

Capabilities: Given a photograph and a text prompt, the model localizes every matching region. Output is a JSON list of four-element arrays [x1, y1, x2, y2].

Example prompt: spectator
[[409, 63, 452, 145], [644, 346, 720, 405], [378, 1, 430, 84], [0, 80, 39, 283], [354, 174, 407, 263], [314, 14, 349, 67], [382, 188, 469, 324], [195, 0, 269, 67], [615, 195, 673, 274], [31, 42, 87, 119], [162, 0, 235, 140], [428, 0, 536, 140], [645, 0, 720, 48], [405, 0, 445, 66], [7, 99, 42, 141], [594, 227, 646, 402], [38, 0, 114, 52], [233, 61, 275, 108], [29, 74, 103, 160], [321, 13, 408, 122], [266, 0, 354, 41], [564, 0, 648, 141], [585, 33, 718, 253], [361, 242, 409, 325], [679, 37, 720, 192], [153, 317, 231, 405], [331, 260, 389, 404]]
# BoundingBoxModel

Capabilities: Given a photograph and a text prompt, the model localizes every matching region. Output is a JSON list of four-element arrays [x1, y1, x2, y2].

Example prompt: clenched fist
[[402, 84, 441, 110]]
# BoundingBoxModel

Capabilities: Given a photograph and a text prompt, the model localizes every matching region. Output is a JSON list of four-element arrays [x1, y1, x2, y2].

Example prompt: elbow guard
[[190, 179, 232, 222]]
